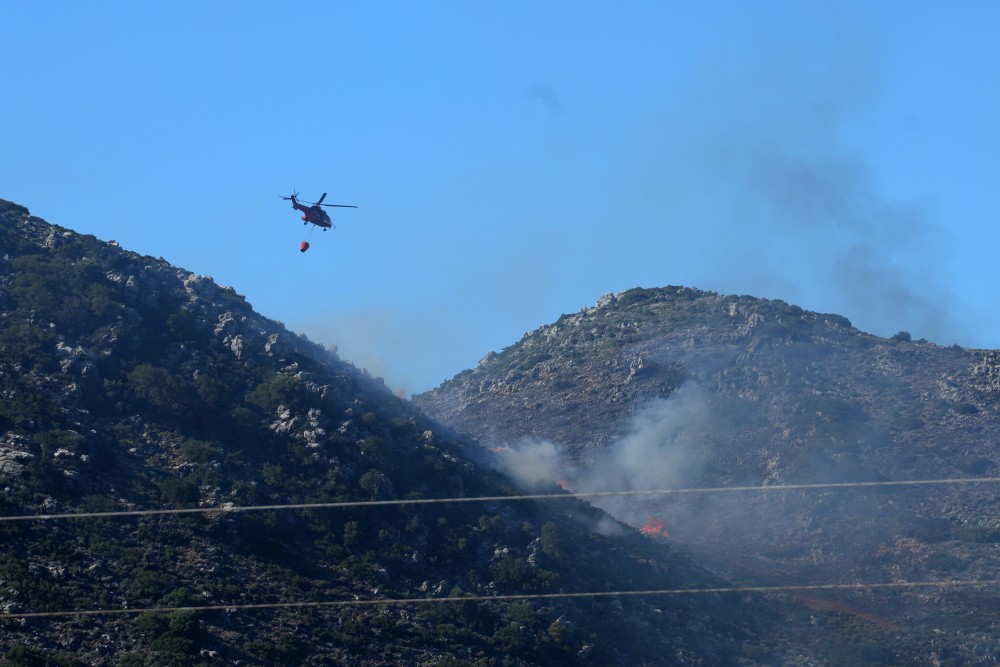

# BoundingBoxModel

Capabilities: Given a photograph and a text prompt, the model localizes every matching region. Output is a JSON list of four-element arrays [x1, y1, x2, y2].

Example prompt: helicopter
[[281, 191, 357, 230]]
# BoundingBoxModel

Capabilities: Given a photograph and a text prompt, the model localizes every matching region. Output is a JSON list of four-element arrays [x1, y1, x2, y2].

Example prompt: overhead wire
[[5, 477, 999, 621], [6, 579, 1000, 619], [2, 476, 999, 523]]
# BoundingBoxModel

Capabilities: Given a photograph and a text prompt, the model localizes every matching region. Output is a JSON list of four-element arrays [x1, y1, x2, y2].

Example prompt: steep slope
[[0, 201, 821, 666], [416, 286, 1000, 665]]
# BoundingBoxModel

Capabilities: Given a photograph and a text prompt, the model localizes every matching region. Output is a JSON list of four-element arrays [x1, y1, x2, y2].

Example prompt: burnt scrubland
[[0, 198, 858, 666]]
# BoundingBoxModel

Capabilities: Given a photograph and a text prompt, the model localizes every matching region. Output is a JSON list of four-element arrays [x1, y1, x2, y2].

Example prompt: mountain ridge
[[415, 285, 1000, 665]]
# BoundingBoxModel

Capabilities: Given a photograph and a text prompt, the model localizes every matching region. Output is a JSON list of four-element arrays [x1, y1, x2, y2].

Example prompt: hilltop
[[416, 286, 1000, 665]]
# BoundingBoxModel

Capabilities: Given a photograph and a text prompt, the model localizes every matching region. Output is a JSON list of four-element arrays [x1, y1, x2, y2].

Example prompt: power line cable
[[5, 481, 999, 620], [2, 476, 998, 523], [7, 579, 999, 619]]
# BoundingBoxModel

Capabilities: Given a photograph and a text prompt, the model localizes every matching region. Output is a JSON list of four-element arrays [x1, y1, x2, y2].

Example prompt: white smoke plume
[[489, 383, 712, 528], [489, 438, 563, 490], [582, 384, 711, 493]]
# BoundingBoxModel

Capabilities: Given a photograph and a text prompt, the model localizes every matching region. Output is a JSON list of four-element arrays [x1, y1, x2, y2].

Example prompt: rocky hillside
[[0, 199, 856, 665], [416, 286, 1000, 665]]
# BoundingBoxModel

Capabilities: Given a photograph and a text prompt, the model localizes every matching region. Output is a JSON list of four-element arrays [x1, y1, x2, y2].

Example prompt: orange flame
[[556, 479, 571, 490], [640, 515, 669, 539]]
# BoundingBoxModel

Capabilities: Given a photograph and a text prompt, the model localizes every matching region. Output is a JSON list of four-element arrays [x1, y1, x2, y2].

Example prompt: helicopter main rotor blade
[[315, 192, 328, 205], [321, 204, 358, 208]]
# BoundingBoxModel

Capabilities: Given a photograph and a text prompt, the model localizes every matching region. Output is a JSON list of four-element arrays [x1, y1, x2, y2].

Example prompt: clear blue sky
[[4, 2, 999, 394]]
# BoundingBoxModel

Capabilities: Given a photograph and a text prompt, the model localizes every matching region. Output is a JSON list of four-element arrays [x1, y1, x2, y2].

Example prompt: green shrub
[[179, 438, 222, 463], [158, 477, 200, 506], [127, 364, 195, 416], [540, 522, 563, 559], [246, 373, 303, 413]]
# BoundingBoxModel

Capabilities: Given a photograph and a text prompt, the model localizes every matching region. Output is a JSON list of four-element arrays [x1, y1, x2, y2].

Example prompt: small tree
[[540, 522, 563, 559]]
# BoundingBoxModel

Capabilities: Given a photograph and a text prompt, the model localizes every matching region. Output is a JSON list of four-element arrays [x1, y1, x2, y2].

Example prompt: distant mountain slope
[[416, 286, 1000, 665], [0, 200, 830, 665]]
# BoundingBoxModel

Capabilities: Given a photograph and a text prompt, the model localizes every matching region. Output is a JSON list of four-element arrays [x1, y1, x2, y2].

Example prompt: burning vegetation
[[640, 515, 669, 539]]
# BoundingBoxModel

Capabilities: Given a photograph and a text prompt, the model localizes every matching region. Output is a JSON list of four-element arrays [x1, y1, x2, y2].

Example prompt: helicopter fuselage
[[290, 195, 332, 229]]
